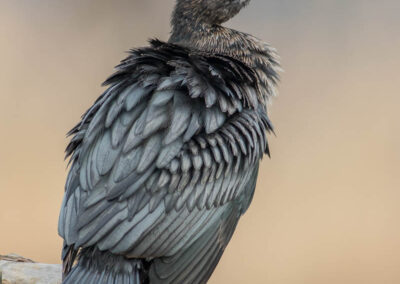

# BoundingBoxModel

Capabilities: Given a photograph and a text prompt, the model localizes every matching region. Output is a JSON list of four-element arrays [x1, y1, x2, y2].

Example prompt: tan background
[[1, 0, 399, 283]]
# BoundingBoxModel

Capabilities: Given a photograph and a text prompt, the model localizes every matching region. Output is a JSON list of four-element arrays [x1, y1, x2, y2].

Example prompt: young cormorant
[[58, 0, 280, 283]]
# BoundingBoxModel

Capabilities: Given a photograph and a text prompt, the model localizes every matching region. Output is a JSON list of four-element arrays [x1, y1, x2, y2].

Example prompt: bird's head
[[172, 0, 250, 26]]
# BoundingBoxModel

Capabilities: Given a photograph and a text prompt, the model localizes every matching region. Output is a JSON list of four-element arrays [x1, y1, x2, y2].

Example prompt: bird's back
[[58, 40, 274, 283]]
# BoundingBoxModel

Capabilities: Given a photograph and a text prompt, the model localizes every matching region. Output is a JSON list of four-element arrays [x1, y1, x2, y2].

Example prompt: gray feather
[[183, 111, 202, 142], [201, 148, 212, 168], [156, 139, 183, 168], [111, 118, 128, 148], [124, 84, 151, 111], [180, 152, 191, 172], [168, 173, 181, 193], [192, 154, 203, 170], [121, 165, 156, 199], [122, 101, 146, 126], [157, 170, 171, 188], [96, 131, 119, 176], [204, 107, 226, 134], [98, 203, 150, 250], [177, 172, 191, 192], [204, 87, 218, 107], [210, 144, 222, 163], [112, 203, 164, 253], [112, 146, 143, 183], [106, 99, 124, 128], [142, 111, 168, 137], [137, 135, 162, 173], [151, 90, 175, 106], [163, 94, 192, 144], [123, 109, 149, 153]]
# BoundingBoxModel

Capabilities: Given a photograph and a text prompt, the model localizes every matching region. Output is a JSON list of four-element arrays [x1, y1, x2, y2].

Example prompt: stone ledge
[[0, 254, 61, 284]]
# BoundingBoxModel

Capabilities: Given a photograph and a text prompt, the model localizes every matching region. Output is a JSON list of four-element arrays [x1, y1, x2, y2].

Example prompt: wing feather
[[59, 40, 274, 265]]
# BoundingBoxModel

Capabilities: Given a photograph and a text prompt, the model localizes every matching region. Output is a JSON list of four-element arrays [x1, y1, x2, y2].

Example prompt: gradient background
[[1, 0, 399, 283]]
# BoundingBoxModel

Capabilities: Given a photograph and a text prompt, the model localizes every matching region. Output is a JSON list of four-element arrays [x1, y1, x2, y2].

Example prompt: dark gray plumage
[[59, 0, 280, 283]]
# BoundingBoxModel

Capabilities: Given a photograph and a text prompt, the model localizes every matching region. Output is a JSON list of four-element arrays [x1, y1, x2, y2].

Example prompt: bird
[[58, 0, 280, 283]]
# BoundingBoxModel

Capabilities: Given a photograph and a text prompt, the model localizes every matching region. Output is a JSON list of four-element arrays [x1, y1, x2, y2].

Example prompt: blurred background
[[0, 0, 399, 283]]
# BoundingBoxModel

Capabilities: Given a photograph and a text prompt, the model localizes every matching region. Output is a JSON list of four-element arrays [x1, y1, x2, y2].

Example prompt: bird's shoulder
[[65, 38, 269, 168]]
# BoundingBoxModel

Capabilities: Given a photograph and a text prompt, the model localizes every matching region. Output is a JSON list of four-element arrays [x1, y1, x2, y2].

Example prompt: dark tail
[[63, 247, 148, 284]]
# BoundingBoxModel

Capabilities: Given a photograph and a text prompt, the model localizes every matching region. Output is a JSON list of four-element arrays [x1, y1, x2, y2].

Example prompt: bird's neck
[[170, 23, 242, 59], [170, 24, 257, 66], [169, 24, 280, 103]]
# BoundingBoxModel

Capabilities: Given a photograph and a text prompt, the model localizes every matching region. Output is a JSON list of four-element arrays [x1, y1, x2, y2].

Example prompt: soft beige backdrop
[[1, 1, 399, 283]]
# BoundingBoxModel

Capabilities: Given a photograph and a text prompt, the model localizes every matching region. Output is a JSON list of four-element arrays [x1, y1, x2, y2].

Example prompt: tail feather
[[63, 247, 146, 284], [62, 243, 78, 279]]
